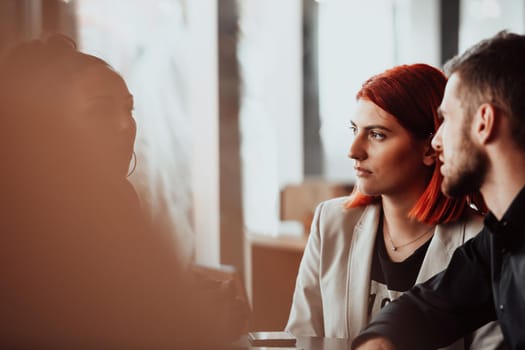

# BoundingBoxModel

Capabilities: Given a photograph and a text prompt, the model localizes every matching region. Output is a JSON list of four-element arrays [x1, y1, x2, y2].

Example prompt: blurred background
[[1, 0, 523, 331]]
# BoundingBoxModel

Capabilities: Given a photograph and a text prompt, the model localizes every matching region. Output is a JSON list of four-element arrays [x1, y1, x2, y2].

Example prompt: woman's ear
[[422, 142, 436, 167]]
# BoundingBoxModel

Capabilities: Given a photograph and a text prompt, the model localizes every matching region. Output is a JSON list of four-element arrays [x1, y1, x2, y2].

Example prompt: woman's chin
[[357, 184, 380, 197]]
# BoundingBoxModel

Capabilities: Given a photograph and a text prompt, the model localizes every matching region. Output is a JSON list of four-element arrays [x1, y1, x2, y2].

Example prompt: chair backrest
[[190, 263, 249, 306]]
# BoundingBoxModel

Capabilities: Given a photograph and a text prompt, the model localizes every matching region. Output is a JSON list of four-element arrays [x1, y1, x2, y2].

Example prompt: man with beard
[[351, 30, 525, 350]]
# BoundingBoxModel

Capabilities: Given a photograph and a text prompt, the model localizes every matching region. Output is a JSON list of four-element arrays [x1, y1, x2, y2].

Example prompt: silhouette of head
[[0, 34, 136, 181]]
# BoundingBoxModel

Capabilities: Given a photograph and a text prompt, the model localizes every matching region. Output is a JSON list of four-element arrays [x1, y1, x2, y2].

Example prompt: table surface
[[225, 335, 351, 350]]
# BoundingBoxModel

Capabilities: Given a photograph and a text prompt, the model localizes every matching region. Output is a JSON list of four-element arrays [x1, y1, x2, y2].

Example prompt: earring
[[127, 151, 137, 177]]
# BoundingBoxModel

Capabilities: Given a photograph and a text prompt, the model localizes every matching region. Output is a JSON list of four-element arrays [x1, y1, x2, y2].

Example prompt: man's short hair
[[444, 30, 525, 150]]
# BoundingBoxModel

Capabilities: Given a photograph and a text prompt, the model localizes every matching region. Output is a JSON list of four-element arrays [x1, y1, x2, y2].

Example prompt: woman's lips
[[354, 166, 372, 177]]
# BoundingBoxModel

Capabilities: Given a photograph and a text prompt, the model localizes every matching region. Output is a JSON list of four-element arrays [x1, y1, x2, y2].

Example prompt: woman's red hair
[[345, 64, 471, 225]]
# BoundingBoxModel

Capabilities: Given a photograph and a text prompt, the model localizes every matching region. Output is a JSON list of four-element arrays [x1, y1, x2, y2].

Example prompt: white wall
[[238, 0, 303, 235], [76, 0, 196, 263], [189, 0, 221, 264], [318, 0, 396, 183], [395, 0, 441, 67], [459, 0, 525, 51]]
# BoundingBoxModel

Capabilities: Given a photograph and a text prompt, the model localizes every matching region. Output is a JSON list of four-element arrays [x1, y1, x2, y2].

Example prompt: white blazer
[[286, 197, 505, 350]]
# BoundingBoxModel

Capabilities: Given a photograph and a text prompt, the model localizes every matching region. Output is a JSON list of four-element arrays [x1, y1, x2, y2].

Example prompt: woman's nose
[[348, 136, 366, 160]]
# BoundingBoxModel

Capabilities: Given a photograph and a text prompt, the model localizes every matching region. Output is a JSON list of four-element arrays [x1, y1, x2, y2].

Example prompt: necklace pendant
[[392, 246, 397, 251]]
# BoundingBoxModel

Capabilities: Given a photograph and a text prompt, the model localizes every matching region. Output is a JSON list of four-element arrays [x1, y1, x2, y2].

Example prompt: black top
[[352, 187, 525, 350], [371, 222, 431, 292]]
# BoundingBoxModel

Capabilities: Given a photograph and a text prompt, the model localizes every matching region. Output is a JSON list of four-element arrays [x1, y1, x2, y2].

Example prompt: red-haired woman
[[286, 64, 504, 348]]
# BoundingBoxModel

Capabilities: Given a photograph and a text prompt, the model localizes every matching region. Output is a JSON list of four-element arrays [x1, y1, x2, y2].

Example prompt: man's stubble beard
[[441, 122, 488, 198]]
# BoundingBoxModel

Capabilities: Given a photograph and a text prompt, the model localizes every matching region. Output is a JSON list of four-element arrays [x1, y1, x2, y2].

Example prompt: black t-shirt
[[367, 220, 432, 319]]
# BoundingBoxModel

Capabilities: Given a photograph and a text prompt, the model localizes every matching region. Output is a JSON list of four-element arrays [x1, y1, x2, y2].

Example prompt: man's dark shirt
[[351, 186, 525, 350]]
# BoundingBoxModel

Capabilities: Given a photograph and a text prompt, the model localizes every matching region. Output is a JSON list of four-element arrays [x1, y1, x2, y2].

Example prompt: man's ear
[[422, 142, 436, 167], [474, 103, 497, 144]]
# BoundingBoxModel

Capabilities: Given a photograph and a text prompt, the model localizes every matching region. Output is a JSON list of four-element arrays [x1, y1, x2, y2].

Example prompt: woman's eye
[[348, 125, 357, 135], [370, 131, 385, 140]]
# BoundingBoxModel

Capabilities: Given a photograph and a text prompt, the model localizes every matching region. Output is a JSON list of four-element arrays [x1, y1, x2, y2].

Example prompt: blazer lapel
[[346, 204, 381, 339], [416, 222, 466, 284]]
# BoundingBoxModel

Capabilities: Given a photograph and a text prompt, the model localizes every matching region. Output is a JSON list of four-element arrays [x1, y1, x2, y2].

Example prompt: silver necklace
[[384, 225, 435, 252]]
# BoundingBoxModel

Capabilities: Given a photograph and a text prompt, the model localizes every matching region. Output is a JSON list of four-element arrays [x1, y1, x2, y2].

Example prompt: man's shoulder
[[462, 207, 485, 240], [437, 207, 484, 241]]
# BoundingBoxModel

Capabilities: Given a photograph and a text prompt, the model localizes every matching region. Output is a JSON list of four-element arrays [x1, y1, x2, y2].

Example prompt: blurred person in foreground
[[352, 31, 525, 350], [0, 35, 247, 349], [285, 63, 504, 349]]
